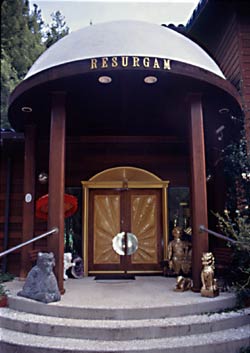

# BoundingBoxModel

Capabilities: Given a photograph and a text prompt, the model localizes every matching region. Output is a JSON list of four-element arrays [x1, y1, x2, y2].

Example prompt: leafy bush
[[0, 283, 8, 297], [213, 210, 250, 306]]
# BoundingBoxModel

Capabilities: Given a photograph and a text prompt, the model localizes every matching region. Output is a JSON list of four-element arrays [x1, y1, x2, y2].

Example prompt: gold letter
[[112, 56, 118, 67], [163, 59, 171, 70], [90, 58, 97, 69], [153, 58, 160, 69], [133, 56, 140, 67], [143, 57, 150, 68], [121, 56, 128, 67], [101, 57, 109, 68]]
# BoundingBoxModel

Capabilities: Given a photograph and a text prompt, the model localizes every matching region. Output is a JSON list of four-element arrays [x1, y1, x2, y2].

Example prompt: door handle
[[112, 232, 138, 256]]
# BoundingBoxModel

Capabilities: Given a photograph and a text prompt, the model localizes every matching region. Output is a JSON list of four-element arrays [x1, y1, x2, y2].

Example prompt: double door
[[88, 189, 162, 274]]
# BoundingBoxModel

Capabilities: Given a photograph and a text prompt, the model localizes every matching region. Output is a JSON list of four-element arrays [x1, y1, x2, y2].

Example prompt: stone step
[[1, 324, 250, 353], [2, 278, 249, 353], [7, 292, 237, 320], [0, 307, 249, 341]]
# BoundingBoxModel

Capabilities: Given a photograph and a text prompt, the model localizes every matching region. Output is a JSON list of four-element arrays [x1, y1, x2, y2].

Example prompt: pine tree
[[1, 1, 70, 129], [1, 0, 45, 128], [45, 11, 69, 49]]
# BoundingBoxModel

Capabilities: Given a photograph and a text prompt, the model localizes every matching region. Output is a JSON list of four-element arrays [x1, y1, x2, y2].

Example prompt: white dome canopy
[[26, 20, 225, 79]]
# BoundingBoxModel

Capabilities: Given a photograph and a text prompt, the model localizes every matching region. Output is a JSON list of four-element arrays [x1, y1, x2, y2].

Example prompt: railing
[[199, 225, 238, 244], [0, 228, 58, 258]]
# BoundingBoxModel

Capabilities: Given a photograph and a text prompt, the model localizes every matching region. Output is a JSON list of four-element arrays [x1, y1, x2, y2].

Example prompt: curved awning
[[26, 20, 225, 79]]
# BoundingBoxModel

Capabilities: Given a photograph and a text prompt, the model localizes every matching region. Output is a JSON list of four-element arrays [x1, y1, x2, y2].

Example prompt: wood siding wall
[[214, 14, 241, 90], [213, 10, 250, 148], [0, 137, 189, 275], [0, 147, 24, 275], [238, 14, 250, 150]]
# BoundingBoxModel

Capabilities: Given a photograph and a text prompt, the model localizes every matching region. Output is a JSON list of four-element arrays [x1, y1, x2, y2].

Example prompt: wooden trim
[[82, 181, 169, 189], [47, 92, 66, 293], [83, 185, 89, 276], [127, 270, 163, 274], [9, 58, 242, 109], [162, 186, 168, 260], [188, 94, 209, 291], [88, 271, 125, 274], [82, 167, 169, 276], [67, 135, 185, 144], [20, 125, 36, 279], [88, 270, 163, 274]]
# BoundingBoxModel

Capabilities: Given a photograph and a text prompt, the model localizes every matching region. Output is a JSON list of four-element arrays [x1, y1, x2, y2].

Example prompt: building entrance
[[82, 166, 169, 276], [88, 189, 162, 274]]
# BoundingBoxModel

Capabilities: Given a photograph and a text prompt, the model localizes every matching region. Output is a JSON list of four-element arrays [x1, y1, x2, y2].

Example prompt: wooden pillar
[[47, 92, 66, 294], [20, 125, 36, 279], [188, 94, 209, 291]]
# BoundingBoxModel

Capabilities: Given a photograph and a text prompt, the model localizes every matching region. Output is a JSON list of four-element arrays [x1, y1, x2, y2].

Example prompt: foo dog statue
[[201, 252, 219, 298], [168, 226, 192, 275], [18, 252, 61, 303], [175, 276, 192, 292], [64, 252, 75, 280]]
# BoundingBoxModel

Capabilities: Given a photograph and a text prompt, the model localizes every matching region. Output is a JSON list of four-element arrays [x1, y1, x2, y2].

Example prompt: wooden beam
[[188, 94, 209, 291], [47, 92, 66, 294], [66, 136, 186, 144], [20, 125, 36, 279]]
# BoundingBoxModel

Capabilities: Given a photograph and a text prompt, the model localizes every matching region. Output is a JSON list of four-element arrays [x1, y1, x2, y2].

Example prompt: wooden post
[[47, 92, 66, 294], [20, 125, 36, 279], [188, 94, 209, 291]]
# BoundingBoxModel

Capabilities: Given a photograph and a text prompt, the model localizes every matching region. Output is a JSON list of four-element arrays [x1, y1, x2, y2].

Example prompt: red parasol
[[36, 194, 78, 220]]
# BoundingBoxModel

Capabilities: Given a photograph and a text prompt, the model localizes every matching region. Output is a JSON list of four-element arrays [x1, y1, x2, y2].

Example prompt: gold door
[[131, 193, 158, 265], [89, 190, 121, 272], [88, 189, 162, 274]]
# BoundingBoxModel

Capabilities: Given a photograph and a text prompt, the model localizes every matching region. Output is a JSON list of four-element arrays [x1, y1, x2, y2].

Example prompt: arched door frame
[[81, 166, 169, 276]]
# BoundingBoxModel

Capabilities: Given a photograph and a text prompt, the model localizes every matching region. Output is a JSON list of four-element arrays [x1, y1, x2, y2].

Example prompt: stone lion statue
[[201, 252, 219, 297], [18, 252, 61, 303]]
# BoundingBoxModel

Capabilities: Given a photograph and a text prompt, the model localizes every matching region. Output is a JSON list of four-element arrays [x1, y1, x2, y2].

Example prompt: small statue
[[71, 256, 84, 279], [167, 226, 192, 275], [175, 276, 192, 292], [201, 252, 219, 297], [64, 252, 75, 280], [18, 252, 61, 303]]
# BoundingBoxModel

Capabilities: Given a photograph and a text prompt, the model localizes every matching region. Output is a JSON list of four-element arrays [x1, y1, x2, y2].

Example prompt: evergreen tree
[[1, 0, 45, 128], [0, 50, 19, 129], [45, 11, 69, 49], [1, 0, 45, 80], [1, 1, 70, 129]]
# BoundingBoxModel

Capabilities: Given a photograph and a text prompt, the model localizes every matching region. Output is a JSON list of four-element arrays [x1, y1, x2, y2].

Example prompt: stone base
[[201, 288, 219, 298]]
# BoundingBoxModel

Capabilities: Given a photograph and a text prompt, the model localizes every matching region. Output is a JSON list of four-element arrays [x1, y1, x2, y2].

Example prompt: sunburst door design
[[93, 194, 120, 264], [131, 194, 158, 264], [89, 189, 162, 273]]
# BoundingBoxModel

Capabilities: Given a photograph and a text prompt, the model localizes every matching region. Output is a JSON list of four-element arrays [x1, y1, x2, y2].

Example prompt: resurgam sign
[[90, 56, 171, 70]]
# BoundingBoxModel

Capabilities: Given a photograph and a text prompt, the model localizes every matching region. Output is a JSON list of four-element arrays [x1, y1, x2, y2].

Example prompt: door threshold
[[94, 273, 135, 280]]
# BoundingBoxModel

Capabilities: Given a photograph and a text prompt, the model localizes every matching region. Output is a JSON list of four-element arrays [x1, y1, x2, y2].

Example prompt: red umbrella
[[36, 194, 78, 220]]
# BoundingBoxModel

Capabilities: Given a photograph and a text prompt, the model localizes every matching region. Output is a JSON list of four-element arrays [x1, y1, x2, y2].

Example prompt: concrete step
[[1, 325, 250, 353], [2, 278, 249, 352], [0, 307, 249, 341], [7, 292, 237, 320]]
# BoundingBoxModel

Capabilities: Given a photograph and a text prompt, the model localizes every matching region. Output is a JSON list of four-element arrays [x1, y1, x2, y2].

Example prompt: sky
[[30, 0, 200, 32]]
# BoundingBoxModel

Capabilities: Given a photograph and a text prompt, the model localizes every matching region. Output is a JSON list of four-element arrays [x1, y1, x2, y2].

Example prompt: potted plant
[[0, 283, 8, 307]]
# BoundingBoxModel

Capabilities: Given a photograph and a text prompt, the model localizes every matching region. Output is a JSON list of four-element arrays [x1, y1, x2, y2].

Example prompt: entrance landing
[[5, 276, 236, 318], [2, 277, 249, 352]]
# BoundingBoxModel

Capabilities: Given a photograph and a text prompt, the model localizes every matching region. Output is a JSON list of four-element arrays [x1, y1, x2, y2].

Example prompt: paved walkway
[[5, 276, 235, 309]]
